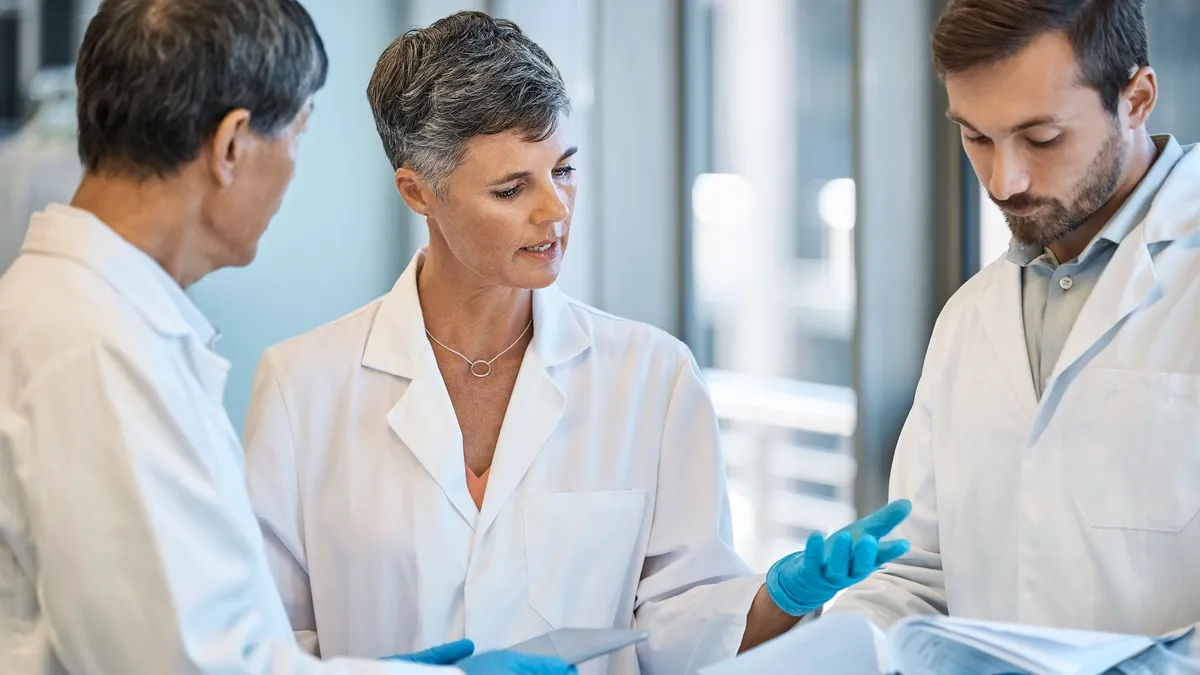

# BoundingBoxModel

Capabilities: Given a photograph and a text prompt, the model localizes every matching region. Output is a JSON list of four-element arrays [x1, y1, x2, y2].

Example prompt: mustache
[[989, 192, 1057, 212]]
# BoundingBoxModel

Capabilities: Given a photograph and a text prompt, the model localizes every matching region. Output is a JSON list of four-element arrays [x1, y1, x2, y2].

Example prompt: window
[[685, 0, 857, 571]]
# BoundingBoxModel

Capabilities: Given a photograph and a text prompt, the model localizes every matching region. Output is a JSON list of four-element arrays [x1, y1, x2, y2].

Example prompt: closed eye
[[495, 185, 522, 200]]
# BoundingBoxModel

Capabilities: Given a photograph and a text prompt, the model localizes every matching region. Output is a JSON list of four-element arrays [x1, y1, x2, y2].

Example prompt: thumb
[[510, 654, 575, 674], [405, 639, 476, 664]]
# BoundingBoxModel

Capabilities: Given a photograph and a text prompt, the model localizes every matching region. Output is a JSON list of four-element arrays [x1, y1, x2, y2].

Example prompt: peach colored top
[[466, 465, 490, 511]]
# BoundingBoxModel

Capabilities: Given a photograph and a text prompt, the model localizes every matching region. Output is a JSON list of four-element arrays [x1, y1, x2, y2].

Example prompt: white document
[[699, 613, 1182, 675]]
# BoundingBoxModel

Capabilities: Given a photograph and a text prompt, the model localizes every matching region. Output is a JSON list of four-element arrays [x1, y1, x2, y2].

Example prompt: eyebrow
[[946, 111, 1060, 135], [488, 147, 579, 186]]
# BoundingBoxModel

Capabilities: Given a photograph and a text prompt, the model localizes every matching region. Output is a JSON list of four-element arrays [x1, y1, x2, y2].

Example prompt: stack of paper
[[698, 612, 1186, 675]]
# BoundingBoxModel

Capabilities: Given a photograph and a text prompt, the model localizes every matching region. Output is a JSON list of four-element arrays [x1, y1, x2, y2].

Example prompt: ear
[[1123, 66, 1157, 130], [394, 167, 437, 217], [208, 108, 254, 187]]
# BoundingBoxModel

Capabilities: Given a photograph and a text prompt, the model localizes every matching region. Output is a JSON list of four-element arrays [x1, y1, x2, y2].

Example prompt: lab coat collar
[[20, 204, 220, 348], [1142, 140, 1200, 245], [1045, 140, 1200, 396], [361, 248, 591, 379], [365, 248, 590, 531]]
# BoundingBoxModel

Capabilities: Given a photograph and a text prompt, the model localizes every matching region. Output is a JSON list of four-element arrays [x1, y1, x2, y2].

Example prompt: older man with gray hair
[[0, 2, 573, 674]]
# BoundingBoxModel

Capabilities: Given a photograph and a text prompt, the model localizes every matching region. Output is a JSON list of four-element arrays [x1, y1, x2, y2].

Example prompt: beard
[[991, 125, 1126, 249]]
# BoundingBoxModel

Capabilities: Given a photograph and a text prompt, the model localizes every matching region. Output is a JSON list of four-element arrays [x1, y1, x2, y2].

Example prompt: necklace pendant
[[470, 360, 492, 378]]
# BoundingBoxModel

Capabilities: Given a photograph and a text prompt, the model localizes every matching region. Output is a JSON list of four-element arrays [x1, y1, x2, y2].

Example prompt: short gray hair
[[77, 0, 327, 178], [367, 11, 570, 193]]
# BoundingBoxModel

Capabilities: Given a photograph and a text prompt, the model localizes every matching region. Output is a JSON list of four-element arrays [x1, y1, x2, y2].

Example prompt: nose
[[987, 146, 1030, 201], [536, 183, 571, 229]]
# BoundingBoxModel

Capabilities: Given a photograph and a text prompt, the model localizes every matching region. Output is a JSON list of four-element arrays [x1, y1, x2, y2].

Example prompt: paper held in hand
[[699, 612, 1191, 675]]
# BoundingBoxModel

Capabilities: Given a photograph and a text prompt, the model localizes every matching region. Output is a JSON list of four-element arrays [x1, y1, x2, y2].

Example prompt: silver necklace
[[425, 320, 533, 378]]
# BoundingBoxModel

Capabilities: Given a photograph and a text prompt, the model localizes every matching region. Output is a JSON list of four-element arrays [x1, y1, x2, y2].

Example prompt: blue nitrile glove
[[382, 639, 476, 664], [766, 499, 913, 616], [455, 651, 577, 675]]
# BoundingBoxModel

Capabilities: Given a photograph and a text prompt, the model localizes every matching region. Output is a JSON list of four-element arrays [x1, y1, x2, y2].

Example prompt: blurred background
[[2, 0, 1198, 571]]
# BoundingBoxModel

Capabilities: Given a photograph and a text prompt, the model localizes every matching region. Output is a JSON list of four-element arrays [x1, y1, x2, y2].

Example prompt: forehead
[[458, 125, 573, 168], [945, 32, 1102, 131]]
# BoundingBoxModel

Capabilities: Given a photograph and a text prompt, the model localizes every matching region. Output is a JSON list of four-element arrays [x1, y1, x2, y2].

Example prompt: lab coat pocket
[[1068, 368, 1200, 532], [523, 490, 646, 629]]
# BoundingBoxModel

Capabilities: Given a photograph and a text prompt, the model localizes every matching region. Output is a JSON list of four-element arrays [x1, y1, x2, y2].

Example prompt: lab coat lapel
[[1046, 145, 1200, 394], [386, 358, 479, 526], [183, 339, 245, 460], [475, 285, 590, 538], [365, 251, 479, 526], [1047, 227, 1159, 388], [976, 262, 1038, 416]]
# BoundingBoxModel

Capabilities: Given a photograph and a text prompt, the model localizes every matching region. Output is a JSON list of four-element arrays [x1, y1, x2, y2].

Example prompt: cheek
[[562, 184, 579, 219], [441, 203, 526, 260], [1029, 147, 1090, 197], [963, 145, 993, 185]]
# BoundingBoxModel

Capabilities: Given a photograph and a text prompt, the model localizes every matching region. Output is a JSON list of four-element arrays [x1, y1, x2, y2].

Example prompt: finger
[[850, 534, 879, 579], [512, 654, 575, 674], [824, 532, 854, 586], [802, 531, 826, 577], [876, 538, 912, 564], [860, 499, 913, 539], [425, 639, 476, 664]]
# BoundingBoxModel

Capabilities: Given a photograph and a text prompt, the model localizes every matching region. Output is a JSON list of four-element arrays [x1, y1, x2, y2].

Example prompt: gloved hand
[[382, 639, 476, 664], [383, 641, 575, 674], [766, 499, 913, 616], [455, 650, 577, 674]]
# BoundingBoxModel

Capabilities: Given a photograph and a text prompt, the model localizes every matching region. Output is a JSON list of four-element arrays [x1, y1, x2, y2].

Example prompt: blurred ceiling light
[[692, 173, 758, 227], [818, 177, 856, 231]]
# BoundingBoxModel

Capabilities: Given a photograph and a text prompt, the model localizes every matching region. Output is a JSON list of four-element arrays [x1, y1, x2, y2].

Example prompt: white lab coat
[[243, 250, 765, 675], [831, 143, 1200, 673], [0, 205, 451, 675]]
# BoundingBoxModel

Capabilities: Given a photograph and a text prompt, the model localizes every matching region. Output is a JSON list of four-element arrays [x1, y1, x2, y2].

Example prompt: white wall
[[188, 0, 409, 432]]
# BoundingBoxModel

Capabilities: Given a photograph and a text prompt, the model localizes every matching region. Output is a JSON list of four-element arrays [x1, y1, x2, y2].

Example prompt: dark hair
[[932, 0, 1148, 114], [366, 11, 569, 193], [76, 0, 328, 177]]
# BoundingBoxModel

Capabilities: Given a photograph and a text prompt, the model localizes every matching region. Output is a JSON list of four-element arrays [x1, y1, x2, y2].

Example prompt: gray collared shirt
[[1010, 134, 1185, 399]]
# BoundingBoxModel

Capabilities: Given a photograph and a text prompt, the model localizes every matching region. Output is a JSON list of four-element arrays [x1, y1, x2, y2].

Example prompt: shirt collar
[[1006, 134, 1185, 268], [21, 204, 220, 348]]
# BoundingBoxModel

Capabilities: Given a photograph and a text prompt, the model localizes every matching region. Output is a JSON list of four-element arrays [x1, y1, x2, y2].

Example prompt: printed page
[[890, 616, 1154, 675], [888, 622, 1035, 675]]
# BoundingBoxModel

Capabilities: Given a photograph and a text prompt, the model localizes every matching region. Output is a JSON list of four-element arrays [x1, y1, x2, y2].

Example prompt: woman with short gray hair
[[244, 11, 908, 675]]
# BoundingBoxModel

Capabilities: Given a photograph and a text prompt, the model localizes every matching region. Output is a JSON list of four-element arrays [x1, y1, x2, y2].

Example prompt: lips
[[518, 238, 561, 262], [1004, 205, 1045, 218]]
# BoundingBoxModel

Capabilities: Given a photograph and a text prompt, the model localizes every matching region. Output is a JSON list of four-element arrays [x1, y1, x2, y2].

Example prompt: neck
[[417, 242, 533, 359], [1047, 131, 1159, 263], [71, 171, 214, 288]]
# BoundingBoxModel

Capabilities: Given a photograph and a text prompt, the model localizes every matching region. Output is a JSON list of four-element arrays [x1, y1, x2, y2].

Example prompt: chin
[[519, 268, 561, 290], [228, 242, 261, 269], [512, 246, 565, 289]]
